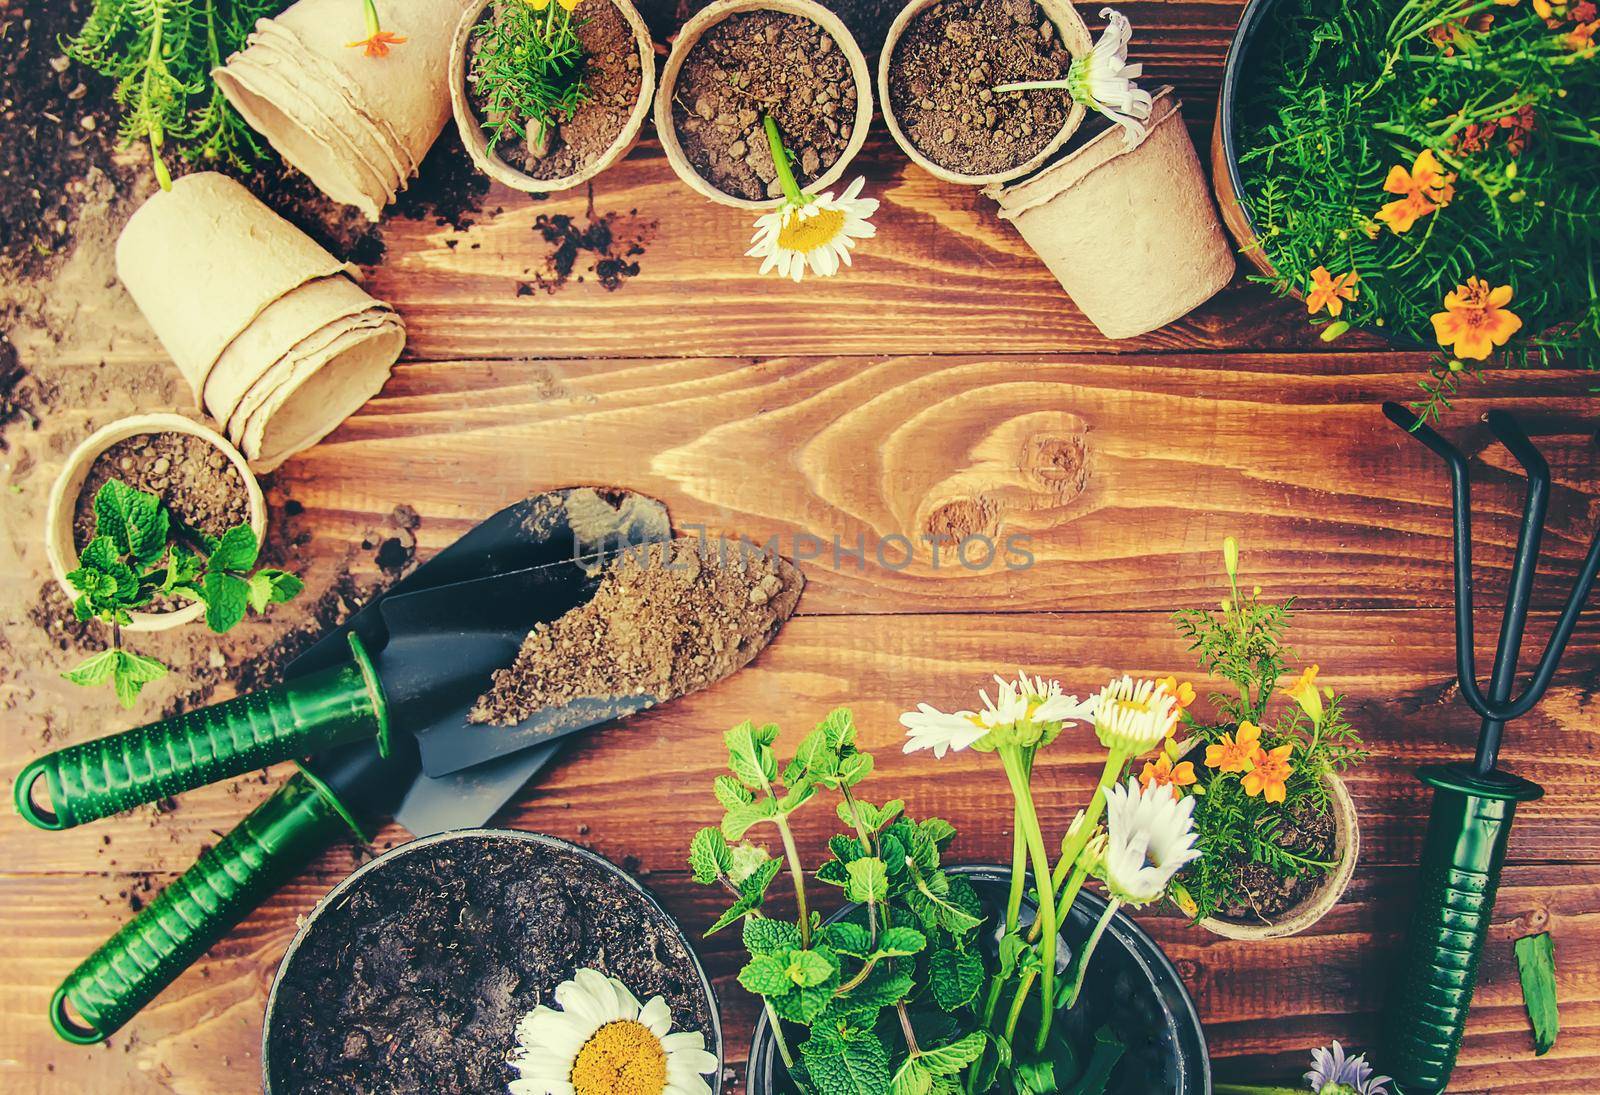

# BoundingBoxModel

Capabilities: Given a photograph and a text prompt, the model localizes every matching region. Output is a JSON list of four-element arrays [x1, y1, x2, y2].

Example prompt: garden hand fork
[[1382, 403, 1600, 1093]]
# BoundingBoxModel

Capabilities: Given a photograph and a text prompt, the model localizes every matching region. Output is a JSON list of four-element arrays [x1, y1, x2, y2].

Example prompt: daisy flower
[[902, 673, 1093, 756], [1101, 777, 1201, 905], [993, 8, 1153, 139], [1305, 1040, 1392, 1095], [746, 118, 877, 282], [509, 968, 716, 1095], [900, 702, 990, 758], [1092, 675, 1181, 756]]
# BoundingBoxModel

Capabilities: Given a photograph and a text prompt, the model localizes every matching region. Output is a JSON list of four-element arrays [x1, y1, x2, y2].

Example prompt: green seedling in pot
[[63, 478, 302, 706], [471, 0, 589, 157]]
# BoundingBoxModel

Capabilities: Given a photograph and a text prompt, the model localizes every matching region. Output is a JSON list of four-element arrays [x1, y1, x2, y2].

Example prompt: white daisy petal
[[746, 179, 878, 280], [1102, 777, 1201, 905]]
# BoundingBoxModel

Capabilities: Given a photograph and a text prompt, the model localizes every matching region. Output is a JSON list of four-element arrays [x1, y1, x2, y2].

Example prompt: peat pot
[[44, 414, 267, 634], [656, 0, 874, 209], [747, 865, 1210, 1094], [450, 0, 657, 193], [262, 829, 724, 1094], [1199, 770, 1361, 940]]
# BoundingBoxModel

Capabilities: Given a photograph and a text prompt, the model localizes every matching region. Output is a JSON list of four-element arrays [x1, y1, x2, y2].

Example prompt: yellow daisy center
[[1111, 696, 1153, 717], [777, 207, 846, 252], [570, 1020, 667, 1095]]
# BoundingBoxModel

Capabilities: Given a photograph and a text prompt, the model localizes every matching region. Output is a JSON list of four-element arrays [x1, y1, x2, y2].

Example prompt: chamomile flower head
[[903, 673, 1095, 756], [509, 968, 716, 1095], [1101, 777, 1201, 906], [900, 702, 991, 758], [747, 177, 879, 282], [1066, 9, 1153, 139], [1305, 1041, 1392, 1095], [1093, 675, 1181, 756]]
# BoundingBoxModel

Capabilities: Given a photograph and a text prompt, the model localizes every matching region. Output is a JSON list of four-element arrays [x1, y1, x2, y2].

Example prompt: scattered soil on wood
[[71, 432, 250, 549], [266, 835, 716, 1095], [887, 0, 1073, 176], [518, 206, 657, 294], [1216, 798, 1337, 922], [469, 0, 644, 182], [472, 538, 803, 725], [671, 11, 857, 201]]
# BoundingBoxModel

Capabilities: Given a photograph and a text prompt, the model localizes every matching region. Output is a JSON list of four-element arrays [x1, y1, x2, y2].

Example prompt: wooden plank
[[6, 608, 1599, 875], [2, 865, 1593, 1093]]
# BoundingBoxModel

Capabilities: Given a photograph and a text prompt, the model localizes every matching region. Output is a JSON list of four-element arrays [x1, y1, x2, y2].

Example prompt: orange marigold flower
[[347, 29, 407, 56], [1375, 149, 1456, 234], [1242, 743, 1295, 803], [1140, 751, 1198, 800], [1431, 277, 1523, 360], [1205, 720, 1260, 774], [1568, 18, 1599, 48], [1306, 266, 1360, 317], [1284, 664, 1324, 722], [1157, 676, 1196, 710]]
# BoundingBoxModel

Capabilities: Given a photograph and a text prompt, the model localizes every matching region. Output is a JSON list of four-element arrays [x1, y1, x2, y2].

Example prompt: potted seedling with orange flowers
[[1162, 537, 1368, 939], [1212, 0, 1599, 421]]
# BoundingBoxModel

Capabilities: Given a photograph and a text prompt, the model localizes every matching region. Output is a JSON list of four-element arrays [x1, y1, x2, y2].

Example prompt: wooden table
[[3, 2, 1598, 1091]]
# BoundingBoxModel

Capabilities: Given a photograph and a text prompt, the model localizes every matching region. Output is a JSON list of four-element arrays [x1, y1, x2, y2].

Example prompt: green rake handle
[[14, 634, 388, 830], [49, 768, 368, 1044], [1385, 764, 1543, 1094]]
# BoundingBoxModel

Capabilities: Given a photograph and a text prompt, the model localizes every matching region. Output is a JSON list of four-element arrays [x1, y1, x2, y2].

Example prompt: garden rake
[[1381, 403, 1600, 1093]]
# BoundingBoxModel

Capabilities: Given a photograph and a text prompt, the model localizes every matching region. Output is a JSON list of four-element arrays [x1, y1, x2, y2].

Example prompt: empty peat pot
[[263, 830, 723, 1094], [1197, 770, 1360, 940], [450, 0, 657, 193], [747, 865, 1210, 1094]]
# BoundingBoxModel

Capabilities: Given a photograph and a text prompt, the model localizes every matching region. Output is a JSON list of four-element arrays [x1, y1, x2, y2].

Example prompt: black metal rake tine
[[1386, 403, 1600, 769]]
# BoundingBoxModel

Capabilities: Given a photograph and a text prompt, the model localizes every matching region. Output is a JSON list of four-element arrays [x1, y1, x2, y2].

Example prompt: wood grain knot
[[923, 495, 999, 542], [1021, 431, 1092, 498]]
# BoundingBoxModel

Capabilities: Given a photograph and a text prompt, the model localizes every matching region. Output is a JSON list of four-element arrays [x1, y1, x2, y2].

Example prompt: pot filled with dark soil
[[656, 0, 874, 209], [263, 829, 723, 1094], [880, 0, 1091, 186], [1198, 770, 1360, 940], [451, 0, 657, 193], [746, 865, 1210, 1094], [44, 414, 266, 633]]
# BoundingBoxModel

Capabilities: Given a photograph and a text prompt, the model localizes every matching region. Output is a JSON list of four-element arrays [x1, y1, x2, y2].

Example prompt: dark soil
[[71, 431, 250, 549], [469, 0, 644, 182], [518, 207, 657, 294], [472, 538, 802, 725], [675, 0, 902, 56], [887, 0, 1073, 175], [1217, 798, 1337, 922], [266, 835, 716, 1095], [671, 11, 857, 201]]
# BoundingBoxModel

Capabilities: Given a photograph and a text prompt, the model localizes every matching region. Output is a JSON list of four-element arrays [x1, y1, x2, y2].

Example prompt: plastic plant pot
[[1197, 770, 1361, 940], [262, 829, 724, 1094], [655, 0, 875, 210], [746, 864, 1210, 1094], [1210, 0, 1283, 279], [450, 0, 658, 194], [44, 413, 267, 634]]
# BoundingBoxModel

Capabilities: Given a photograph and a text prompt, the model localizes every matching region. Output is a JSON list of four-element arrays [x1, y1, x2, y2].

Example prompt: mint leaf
[[788, 947, 839, 988], [249, 569, 302, 609], [63, 649, 120, 687], [890, 1058, 932, 1095], [875, 926, 927, 957], [722, 797, 776, 840], [111, 650, 168, 707], [920, 817, 957, 848], [728, 842, 772, 884], [714, 774, 755, 810], [831, 966, 913, 1013], [845, 857, 888, 905], [738, 953, 794, 996], [801, 1021, 890, 1095], [929, 948, 985, 1011], [706, 857, 783, 935], [689, 827, 733, 884], [1515, 932, 1559, 1055], [921, 1032, 988, 1074], [207, 524, 259, 573], [817, 921, 872, 959], [771, 982, 835, 1024], [94, 479, 165, 561], [201, 570, 250, 633], [744, 916, 803, 957], [726, 720, 778, 789]]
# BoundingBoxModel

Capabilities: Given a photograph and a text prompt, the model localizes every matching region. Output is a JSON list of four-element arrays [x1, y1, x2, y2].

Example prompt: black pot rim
[[260, 828, 725, 1095], [746, 863, 1210, 1094], [1217, 0, 1280, 249]]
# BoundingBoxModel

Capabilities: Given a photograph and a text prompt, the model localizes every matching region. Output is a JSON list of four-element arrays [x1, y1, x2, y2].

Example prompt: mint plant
[[63, 478, 302, 706]]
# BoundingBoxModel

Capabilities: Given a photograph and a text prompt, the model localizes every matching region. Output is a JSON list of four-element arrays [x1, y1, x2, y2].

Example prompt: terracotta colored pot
[[655, 0, 874, 210], [1199, 770, 1361, 940], [450, 0, 657, 193], [878, 0, 1091, 187], [44, 414, 267, 634]]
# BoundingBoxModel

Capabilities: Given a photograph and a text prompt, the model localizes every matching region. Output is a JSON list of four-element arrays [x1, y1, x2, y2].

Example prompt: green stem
[[143, 5, 172, 191], [1000, 747, 1057, 1054], [1059, 898, 1119, 1011], [764, 996, 797, 1070], [773, 815, 811, 950], [992, 79, 1072, 93], [762, 115, 808, 205], [1038, 749, 1125, 939], [966, 762, 1034, 1094], [360, 0, 381, 37]]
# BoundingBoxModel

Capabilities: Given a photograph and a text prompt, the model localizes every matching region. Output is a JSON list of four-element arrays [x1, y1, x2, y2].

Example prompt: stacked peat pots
[[116, 173, 404, 473], [877, 0, 1235, 338], [215, 0, 473, 219], [656, 0, 874, 209], [451, 0, 658, 193]]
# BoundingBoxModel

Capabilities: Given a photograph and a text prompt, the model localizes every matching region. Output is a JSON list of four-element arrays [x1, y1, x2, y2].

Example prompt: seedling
[[471, 0, 589, 156]]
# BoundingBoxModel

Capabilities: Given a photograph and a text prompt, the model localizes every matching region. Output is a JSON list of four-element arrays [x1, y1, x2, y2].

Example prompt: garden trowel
[[24, 489, 803, 1043]]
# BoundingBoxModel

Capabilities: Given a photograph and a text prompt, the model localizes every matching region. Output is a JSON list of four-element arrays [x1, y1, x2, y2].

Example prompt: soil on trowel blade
[[472, 538, 803, 725], [71, 431, 251, 548], [266, 835, 716, 1095]]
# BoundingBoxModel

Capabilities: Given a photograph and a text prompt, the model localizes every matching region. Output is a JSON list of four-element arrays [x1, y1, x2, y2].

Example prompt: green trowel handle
[[1385, 763, 1543, 1094], [49, 768, 368, 1044], [14, 633, 389, 830]]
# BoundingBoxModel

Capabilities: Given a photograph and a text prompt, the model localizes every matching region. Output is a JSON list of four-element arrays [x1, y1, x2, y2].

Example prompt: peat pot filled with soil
[[44, 414, 266, 634], [881, 0, 1091, 186], [1198, 770, 1360, 940], [452, 0, 657, 192], [656, 0, 874, 209], [747, 866, 1211, 1095], [263, 830, 724, 1094]]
